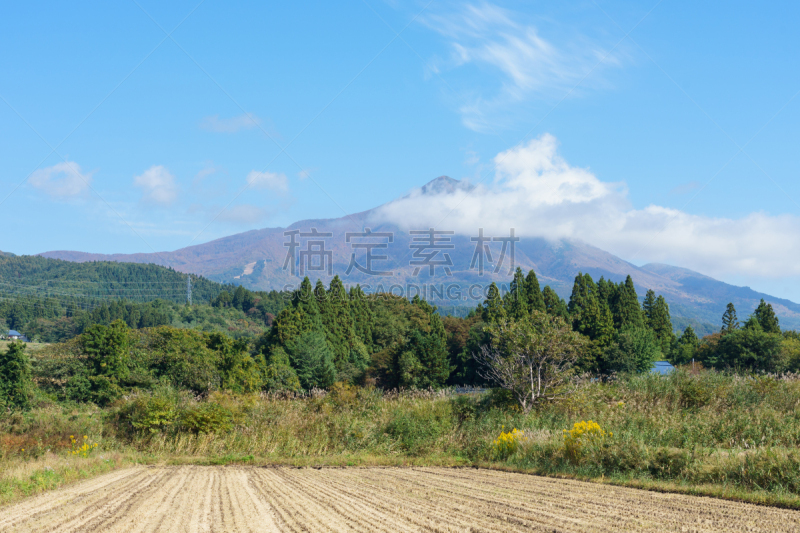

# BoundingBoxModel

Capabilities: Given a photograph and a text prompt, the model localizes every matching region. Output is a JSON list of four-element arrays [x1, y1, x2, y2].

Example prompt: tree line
[[3, 267, 797, 411]]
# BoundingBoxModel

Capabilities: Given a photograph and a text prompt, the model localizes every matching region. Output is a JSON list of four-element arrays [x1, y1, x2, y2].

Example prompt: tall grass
[[5, 369, 800, 506]]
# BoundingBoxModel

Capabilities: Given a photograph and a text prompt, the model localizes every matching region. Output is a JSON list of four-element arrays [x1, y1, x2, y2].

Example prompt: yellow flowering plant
[[70, 435, 99, 458], [492, 426, 528, 460], [563, 420, 611, 462]]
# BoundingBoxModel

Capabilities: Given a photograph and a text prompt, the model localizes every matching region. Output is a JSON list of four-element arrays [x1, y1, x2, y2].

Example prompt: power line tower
[[186, 274, 192, 305]]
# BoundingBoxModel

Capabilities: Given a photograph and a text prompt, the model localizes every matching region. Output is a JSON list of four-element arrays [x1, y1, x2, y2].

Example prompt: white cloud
[[372, 133, 800, 280], [420, 2, 622, 131], [199, 113, 261, 133], [246, 170, 288, 193], [29, 161, 92, 197], [134, 165, 179, 205]]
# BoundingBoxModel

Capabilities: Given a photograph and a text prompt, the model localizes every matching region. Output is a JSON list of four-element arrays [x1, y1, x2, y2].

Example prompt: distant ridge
[[40, 176, 800, 333]]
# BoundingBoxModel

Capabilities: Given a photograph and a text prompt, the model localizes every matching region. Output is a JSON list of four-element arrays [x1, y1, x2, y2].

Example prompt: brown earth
[[1, 465, 799, 532]]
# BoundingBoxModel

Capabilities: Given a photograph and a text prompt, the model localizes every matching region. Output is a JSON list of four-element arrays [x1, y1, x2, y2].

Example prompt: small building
[[651, 361, 675, 375], [7, 330, 29, 342]]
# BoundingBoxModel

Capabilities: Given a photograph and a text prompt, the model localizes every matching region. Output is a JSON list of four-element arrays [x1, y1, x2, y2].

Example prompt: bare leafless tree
[[474, 312, 587, 413]]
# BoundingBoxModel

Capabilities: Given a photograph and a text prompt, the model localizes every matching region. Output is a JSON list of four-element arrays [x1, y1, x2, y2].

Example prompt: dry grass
[[2, 466, 800, 532], [0, 451, 135, 507]]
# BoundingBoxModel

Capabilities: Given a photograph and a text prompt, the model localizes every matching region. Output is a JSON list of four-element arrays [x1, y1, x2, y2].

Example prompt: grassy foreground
[[4, 369, 800, 509]]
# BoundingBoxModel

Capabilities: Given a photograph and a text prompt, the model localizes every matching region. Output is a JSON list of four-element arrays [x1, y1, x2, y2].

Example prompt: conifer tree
[[613, 276, 644, 330], [524, 269, 546, 313], [596, 277, 616, 307], [577, 296, 616, 348], [482, 282, 507, 323], [542, 286, 569, 319], [348, 285, 374, 352], [0, 341, 32, 409], [754, 299, 780, 334], [319, 276, 357, 365], [721, 303, 739, 334], [649, 295, 675, 354], [642, 290, 657, 324], [507, 267, 529, 320], [679, 326, 698, 348], [567, 273, 597, 330]]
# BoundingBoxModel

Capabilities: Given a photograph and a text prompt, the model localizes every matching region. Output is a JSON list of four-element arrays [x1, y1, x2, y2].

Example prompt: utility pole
[[187, 274, 192, 305]]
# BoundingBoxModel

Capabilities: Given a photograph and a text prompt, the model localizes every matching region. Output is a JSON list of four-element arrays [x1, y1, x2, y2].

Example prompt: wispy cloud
[[134, 165, 179, 205], [420, 2, 622, 131], [246, 170, 289, 193], [199, 113, 261, 133], [29, 161, 93, 197], [373, 133, 800, 281]]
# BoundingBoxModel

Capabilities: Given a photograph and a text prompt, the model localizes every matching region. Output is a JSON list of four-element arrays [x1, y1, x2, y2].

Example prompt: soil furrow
[[3, 466, 800, 532]]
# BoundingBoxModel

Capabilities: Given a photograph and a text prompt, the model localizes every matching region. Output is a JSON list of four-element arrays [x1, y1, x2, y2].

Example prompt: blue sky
[[2, 1, 800, 300]]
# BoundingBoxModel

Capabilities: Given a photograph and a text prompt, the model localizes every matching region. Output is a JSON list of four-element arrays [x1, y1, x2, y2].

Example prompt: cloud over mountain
[[372, 133, 800, 280]]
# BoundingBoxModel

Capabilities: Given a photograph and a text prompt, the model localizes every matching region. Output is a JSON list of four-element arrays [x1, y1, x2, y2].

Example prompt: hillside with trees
[[0, 255, 288, 342]]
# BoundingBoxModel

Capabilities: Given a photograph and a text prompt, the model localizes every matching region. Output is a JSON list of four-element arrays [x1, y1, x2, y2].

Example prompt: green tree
[[391, 329, 453, 389], [754, 299, 780, 334], [349, 285, 375, 352], [612, 276, 644, 330], [476, 312, 586, 413], [605, 325, 661, 373], [320, 276, 357, 366], [542, 286, 568, 319], [0, 341, 32, 409], [596, 277, 617, 307], [647, 295, 675, 355], [507, 267, 529, 319], [567, 273, 597, 323], [524, 269, 546, 313], [287, 331, 337, 389], [721, 303, 739, 334], [672, 326, 699, 365], [481, 282, 506, 323], [81, 319, 130, 380], [715, 322, 782, 371], [206, 333, 261, 393]]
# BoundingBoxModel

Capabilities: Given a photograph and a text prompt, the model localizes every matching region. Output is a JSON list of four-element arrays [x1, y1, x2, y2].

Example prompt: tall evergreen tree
[[642, 290, 657, 324], [596, 277, 616, 307], [524, 269, 546, 313], [287, 331, 337, 389], [721, 303, 739, 334], [679, 326, 699, 348], [0, 341, 32, 409], [348, 285, 374, 352], [613, 276, 644, 330], [577, 296, 615, 348], [753, 299, 780, 334], [507, 267, 529, 320], [542, 286, 569, 319], [482, 282, 506, 323], [567, 273, 597, 331], [648, 295, 675, 354], [319, 276, 356, 365]]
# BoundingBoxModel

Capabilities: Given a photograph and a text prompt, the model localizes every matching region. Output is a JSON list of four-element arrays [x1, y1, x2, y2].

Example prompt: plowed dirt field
[[1, 466, 798, 532]]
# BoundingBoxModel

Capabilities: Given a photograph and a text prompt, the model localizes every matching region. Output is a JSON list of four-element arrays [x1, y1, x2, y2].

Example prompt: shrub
[[492, 427, 527, 460], [123, 390, 180, 434], [181, 402, 234, 434], [563, 420, 611, 463]]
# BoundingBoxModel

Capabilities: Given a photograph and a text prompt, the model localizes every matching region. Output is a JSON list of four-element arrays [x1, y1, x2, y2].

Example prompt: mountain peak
[[419, 176, 473, 196]]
